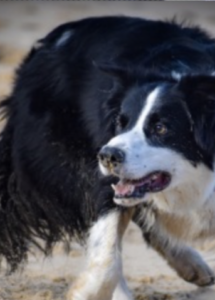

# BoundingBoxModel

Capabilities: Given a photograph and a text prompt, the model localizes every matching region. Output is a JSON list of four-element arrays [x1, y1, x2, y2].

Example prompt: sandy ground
[[1, 2, 215, 300]]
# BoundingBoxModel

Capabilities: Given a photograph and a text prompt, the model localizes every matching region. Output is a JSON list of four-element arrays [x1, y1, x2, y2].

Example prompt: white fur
[[67, 211, 133, 300]]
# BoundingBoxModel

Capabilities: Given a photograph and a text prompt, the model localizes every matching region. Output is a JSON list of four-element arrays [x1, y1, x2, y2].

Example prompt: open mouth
[[111, 171, 171, 199]]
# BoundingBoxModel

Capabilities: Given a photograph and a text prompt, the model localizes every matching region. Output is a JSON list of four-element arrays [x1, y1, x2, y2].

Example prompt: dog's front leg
[[133, 203, 215, 287], [112, 209, 134, 300], [67, 209, 133, 300]]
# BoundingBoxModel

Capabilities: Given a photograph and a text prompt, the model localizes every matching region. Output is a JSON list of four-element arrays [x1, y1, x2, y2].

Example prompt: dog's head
[[98, 70, 215, 212]]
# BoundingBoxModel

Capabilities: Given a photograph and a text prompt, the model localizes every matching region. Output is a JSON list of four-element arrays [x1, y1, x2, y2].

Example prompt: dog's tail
[[0, 98, 27, 272], [0, 97, 91, 272], [0, 98, 49, 272]]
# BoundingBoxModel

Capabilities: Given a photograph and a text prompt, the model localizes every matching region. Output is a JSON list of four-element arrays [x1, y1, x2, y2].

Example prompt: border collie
[[1, 16, 215, 300]]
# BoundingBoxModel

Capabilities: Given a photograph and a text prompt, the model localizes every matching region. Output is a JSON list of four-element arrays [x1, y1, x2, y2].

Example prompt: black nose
[[98, 146, 125, 167]]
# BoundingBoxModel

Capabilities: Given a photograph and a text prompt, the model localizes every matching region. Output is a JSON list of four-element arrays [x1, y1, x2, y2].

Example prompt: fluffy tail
[[0, 101, 27, 271], [0, 99, 48, 272], [0, 99, 90, 272]]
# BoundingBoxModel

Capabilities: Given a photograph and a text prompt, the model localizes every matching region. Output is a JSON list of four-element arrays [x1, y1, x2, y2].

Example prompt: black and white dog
[[1, 16, 215, 300]]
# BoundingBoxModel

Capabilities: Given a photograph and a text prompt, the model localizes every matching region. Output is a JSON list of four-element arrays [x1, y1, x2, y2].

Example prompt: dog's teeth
[[111, 184, 116, 191]]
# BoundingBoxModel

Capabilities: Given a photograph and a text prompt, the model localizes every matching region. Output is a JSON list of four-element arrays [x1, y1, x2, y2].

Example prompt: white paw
[[170, 248, 215, 286], [112, 277, 133, 300]]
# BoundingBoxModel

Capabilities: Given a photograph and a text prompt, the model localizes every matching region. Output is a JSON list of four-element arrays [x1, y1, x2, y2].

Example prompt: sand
[[1, 2, 215, 300]]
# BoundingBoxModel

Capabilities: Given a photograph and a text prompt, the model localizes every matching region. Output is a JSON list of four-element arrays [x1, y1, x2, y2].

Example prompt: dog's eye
[[116, 114, 129, 130], [154, 122, 167, 135]]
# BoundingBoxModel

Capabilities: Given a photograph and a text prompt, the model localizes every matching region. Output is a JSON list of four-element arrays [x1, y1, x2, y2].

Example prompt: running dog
[[1, 16, 215, 300]]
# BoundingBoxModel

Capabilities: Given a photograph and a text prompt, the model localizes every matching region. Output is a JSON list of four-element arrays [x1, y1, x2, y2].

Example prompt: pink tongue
[[114, 181, 134, 196]]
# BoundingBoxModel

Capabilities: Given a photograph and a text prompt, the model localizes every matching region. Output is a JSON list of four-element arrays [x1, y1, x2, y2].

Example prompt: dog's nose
[[98, 146, 125, 167]]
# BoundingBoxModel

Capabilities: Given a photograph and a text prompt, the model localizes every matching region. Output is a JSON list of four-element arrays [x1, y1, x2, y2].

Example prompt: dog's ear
[[178, 75, 215, 156], [92, 61, 133, 85], [93, 61, 125, 77]]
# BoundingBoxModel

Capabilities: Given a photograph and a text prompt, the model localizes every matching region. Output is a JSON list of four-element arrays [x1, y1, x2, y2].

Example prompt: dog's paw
[[169, 247, 215, 286], [112, 278, 133, 300]]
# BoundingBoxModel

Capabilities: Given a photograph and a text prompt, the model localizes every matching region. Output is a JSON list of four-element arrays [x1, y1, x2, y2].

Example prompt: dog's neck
[[154, 162, 215, 213], [152, 172, 215, 242]]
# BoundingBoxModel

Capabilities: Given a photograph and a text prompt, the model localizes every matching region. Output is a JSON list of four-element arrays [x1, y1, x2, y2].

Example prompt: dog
[[1, 16, 215, 300]]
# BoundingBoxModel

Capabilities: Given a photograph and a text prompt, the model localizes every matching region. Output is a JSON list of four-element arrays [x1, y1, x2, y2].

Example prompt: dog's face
[[98, 74, 215, 211]]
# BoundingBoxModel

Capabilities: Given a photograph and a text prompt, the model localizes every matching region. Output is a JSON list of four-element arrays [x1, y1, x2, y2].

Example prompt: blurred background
[[1, 2, 215, 300]]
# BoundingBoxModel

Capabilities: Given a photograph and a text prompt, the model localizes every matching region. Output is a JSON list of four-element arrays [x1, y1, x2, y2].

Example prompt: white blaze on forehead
[[134, 87, 161, 133], [106, 86, 161, 149]]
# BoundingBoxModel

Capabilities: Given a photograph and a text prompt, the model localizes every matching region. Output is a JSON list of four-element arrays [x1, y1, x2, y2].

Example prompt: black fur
[[1, 16, 215, 271]]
